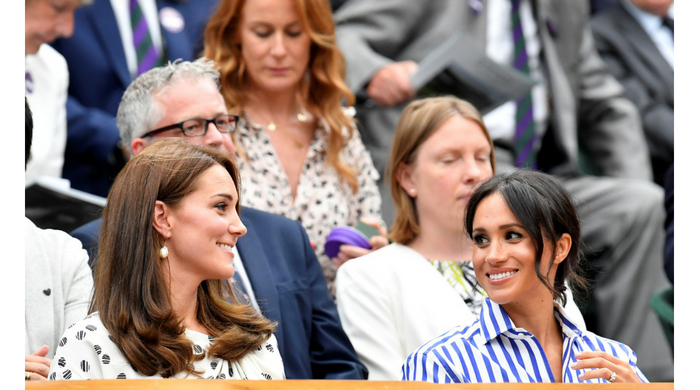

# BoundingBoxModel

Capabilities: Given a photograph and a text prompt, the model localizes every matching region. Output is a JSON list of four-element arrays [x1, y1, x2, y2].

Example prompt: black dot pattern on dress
[[116, 373, 126, 379], [229, 367, 234, 377], [49, 372, 56, 381], [58, 357, 66, 367], [93, 345, 102, 355], [86, 324, 97, 331], [210, 361, 218, 370], [59, 337, 67, 347], [266, 343, 274, 353], [62, 369, 72, 379], [194, 344, 203, 354], [76, 330, 86, 340], [261, 372, 272, 380], [80, 360, 90, 372], [102, 354, 110, 364]]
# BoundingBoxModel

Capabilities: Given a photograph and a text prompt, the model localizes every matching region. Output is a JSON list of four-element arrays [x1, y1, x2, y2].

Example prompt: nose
[[270, 32, 287, 57], [228, 212, 248, 238], [57, 12, 75, 39], [202, 122, 225, 149], [462, 158, 489, 184], [484, 240, 508, 266]]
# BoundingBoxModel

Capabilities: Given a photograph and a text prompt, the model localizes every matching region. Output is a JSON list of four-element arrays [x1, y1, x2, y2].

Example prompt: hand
[[366, 61, 418, 107], [25, 345, 51, 381], [570, 350, 643, 383], [330, 218, 389, 267]]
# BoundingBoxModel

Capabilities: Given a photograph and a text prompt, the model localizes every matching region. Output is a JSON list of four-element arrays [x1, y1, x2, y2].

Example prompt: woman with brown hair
[[335, 97, 586, 380], [203, 0, 385, 295], [48, 139, 284, 380]]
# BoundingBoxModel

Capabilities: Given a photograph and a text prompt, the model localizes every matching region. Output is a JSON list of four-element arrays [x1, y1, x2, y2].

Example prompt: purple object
[[324, 226, 372, 258]]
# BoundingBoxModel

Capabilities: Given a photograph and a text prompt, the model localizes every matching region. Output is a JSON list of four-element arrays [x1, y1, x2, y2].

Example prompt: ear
[[152, 200, 173, 239], [552, 233, 572, 266], [396, 162, 417, 198], [131, 138, 148, 155]]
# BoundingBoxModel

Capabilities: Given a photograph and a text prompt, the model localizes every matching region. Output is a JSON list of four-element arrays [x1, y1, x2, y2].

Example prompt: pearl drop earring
[[409, 188, 416, 195], [159, 244, 169, 259]]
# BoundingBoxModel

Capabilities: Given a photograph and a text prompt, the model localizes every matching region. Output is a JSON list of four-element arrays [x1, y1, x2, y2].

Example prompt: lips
[[216, 243, 235, 256], [485, 268, 519, 284]]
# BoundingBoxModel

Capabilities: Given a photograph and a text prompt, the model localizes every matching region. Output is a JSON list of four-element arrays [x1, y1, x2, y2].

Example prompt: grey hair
[[116, 58, 222, 155]]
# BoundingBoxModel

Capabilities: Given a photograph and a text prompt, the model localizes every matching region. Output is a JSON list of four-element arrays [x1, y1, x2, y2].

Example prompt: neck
[[407, 223, 472, 262], [164, 265, 204, 333], [244, 85, 303, 124], [502, 293, 559, 344]]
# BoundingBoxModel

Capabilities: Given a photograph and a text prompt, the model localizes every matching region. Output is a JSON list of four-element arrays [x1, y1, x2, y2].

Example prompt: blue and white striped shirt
[[401, 298, 648, 383]]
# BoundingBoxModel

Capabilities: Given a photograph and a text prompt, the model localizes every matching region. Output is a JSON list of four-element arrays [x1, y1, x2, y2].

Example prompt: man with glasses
[[70, 58, 368, 380]]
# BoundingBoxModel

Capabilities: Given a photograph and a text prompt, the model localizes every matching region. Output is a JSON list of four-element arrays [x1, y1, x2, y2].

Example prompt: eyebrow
[[211, 193, 234, 201], [472, 223, 522, 233]]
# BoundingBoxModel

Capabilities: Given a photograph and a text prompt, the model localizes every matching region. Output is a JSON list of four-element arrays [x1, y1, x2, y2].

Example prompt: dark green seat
[[650, 286, 674, 354]]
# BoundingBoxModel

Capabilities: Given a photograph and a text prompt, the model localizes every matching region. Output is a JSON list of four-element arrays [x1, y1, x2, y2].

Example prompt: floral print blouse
[[234, 111, 383, 296]]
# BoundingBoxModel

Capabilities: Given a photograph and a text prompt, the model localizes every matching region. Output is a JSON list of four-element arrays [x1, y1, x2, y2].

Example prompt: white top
[[483, 0, 549, 145], [24, 217, 93, 357], [48, 312, 286, 380], [24, 44, 69, 181], [235, 112, 382, 294], [335, 243, 586, 381], [621, 0, 674, 68]]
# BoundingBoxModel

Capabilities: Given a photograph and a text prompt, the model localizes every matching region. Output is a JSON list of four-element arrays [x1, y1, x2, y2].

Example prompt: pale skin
[[366, 61, 419, 107], [471, 193, 642, 383], [25, 345, 51, 381], [238, 0, 388, 264]]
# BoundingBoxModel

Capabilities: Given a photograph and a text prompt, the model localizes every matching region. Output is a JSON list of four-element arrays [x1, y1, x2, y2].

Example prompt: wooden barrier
[[26, 380, 674, 390]]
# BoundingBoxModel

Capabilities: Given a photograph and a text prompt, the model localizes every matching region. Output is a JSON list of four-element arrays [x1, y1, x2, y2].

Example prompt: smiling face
[[25, 0, 82, 55], [471, 192, 569, 310], [398, 115, 493, 236], [163, 165, 247, 284], [133, 78, 235, 155], [238, 0, 311, 95]]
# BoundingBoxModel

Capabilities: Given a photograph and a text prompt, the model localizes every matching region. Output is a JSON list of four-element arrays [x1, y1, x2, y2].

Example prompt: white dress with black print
[[48, 312, 285, 380]]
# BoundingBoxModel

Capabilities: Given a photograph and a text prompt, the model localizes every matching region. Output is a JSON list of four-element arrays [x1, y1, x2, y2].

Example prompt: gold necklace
[[266, 111, 308, 132]]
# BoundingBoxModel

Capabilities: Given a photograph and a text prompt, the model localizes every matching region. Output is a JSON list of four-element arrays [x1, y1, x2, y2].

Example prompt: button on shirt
[[402, 298, 648, 383]]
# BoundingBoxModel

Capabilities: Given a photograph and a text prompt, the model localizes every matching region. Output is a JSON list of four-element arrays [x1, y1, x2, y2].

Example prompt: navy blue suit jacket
[[52, 0, 220, 196], [71, 207, 368, 379]]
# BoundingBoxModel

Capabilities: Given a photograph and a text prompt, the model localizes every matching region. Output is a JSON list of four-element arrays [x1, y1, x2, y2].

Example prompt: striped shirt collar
[[478, 298, 584, 345]]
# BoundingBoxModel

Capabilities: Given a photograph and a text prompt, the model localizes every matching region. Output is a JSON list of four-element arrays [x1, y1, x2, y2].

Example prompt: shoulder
[[340, 244, 422, 274], [26, 218, 88, 264]]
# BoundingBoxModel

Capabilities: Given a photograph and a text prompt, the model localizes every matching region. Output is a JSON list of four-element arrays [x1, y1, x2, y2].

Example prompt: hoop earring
[[159, 243, 169, 259]]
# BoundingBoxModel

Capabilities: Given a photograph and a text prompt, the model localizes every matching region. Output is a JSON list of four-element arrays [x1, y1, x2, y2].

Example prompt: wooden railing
[[26, 380, 674, 390]]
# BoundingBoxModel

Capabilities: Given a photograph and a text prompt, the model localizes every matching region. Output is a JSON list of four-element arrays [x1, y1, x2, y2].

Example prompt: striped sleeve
[[402, 349, 460, 383]]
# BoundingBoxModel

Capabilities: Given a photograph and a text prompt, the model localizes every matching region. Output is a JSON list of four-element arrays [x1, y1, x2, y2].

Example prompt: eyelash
[[215, 202, 228, 211], [254, 30, 302, 38]]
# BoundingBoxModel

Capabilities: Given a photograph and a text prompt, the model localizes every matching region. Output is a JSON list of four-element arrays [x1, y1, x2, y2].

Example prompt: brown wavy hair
[[387, 96, 496, 245], [203, 0, 359, 192], [90, 139, 275, 378]]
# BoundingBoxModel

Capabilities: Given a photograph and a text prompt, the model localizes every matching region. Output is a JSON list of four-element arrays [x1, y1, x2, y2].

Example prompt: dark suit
[[663, 164, 673, 284], [71, 207, 367, 379], [591, 2, 674, 185], [52, 0, 220, 196]]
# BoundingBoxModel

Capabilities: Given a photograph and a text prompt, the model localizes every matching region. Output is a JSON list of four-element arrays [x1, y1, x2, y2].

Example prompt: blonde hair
[[203, 0, 360, 192], [387, 96, 496, 244]]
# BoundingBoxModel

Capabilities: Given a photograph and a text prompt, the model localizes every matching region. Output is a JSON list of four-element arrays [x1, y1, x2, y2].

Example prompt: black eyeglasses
[[141, 114, 239, 139]]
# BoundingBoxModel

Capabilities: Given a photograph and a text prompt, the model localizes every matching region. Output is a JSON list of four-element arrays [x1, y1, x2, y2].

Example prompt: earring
[[159, 243, 169, 259], [409, 188, 416, 196]]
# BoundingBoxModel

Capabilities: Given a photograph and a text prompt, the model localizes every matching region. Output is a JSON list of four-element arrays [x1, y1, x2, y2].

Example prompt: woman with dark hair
[[403, 170, 646, 384], [335, 97, 585, 380], [203, 0, 385, 295], [48, 139, 284, 380]]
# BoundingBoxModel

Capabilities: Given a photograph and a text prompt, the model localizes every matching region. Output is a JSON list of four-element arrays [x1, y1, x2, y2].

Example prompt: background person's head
[[465, 170, 587, 306], [388, 96, 496, 244], [117, 58, 236, 156], [25, 0, 88, 55], [204, 0, 353, 108]]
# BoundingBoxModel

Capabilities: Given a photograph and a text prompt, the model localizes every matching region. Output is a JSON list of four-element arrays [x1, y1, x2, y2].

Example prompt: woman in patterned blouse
[[204, 0, 386, 296], [48, 140, 284, 380]]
